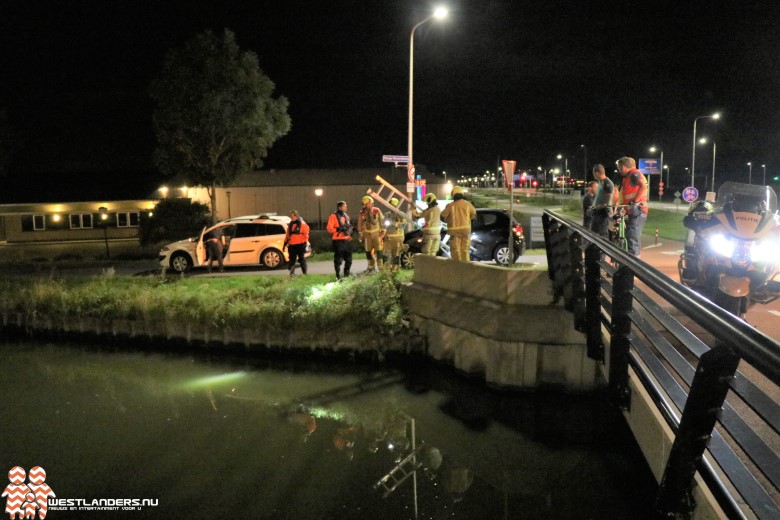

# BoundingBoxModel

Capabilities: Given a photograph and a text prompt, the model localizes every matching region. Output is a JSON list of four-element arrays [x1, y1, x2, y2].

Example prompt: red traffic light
[[532, 180, 538, 187]]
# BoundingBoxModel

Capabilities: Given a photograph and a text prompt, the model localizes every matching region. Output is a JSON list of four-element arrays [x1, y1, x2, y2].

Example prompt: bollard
[[655, 227, 659, 246]]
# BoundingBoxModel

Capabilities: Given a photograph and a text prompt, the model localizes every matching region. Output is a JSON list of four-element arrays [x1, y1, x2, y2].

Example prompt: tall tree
[[150, 29, 291, 221]]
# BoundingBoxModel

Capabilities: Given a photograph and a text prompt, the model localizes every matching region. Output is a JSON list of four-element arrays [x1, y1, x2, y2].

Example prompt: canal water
[[0, 341, 656, 519]]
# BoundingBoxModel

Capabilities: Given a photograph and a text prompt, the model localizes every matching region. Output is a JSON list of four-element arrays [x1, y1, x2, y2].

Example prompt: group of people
[[325, 185, 478, 280], [582, 156, 649, 257]]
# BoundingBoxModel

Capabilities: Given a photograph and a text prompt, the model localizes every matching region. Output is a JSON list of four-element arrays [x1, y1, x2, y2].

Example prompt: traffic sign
[[682, 187, 699, 203], [382, 155, 409, 163], [639, 158, 662, 175]]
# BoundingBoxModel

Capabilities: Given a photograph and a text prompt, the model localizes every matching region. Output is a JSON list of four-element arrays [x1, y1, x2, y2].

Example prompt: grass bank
[[0, 269, 414, 338]]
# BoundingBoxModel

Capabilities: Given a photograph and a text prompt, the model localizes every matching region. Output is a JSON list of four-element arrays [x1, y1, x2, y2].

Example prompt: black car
[[400, 208, 525, 268]]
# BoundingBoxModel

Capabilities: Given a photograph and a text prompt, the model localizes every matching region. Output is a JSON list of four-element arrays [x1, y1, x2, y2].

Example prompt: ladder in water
[[374, 442, 426, 498]]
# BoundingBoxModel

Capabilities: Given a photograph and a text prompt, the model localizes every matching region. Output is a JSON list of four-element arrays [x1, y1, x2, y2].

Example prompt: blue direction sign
[[382, 155, 409, 163], [638, 158, 662, 175], [682, 187, 699, 203]]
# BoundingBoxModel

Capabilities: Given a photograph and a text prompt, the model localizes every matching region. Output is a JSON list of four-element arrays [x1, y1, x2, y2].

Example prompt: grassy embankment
[[0, 269, 413, 338], [469, 188, 687, 242]]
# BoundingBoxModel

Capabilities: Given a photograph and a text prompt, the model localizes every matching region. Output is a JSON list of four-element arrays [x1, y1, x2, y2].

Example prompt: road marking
[[661, 249, 685, 255], [643, 243, 664, 249], [768, 310, 780, 318]]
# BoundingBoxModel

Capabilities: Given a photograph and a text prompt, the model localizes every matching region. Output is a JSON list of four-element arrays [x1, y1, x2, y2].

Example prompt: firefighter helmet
[[390, 197, 400, 207], [424, 193, 437, 204], [451, 186, 464, 196], [361, 195, 374, 205]]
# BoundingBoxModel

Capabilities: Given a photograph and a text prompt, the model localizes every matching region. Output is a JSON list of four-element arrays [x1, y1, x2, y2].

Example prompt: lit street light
[[315, 189, 323, 230], [763, 164, 767, 185], [407, 6, 448, 202], [711, 141, 717, 192], [747, 162, 752, 184], [580, 144, 587, 181], [690, 112, 720, 189]]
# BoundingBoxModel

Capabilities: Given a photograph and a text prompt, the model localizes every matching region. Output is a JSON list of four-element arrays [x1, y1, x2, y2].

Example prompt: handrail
[[542, 209, 780, 519]]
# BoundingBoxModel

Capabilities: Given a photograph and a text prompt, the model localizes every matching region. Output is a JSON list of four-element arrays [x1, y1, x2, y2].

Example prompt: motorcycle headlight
[[708, 234, 734, 257], [751, 239, 780, 264]]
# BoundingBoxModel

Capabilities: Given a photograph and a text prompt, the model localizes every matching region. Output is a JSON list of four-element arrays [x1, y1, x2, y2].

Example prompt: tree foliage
[[139, 198, 212, 246], [150, 29, 291, 222]]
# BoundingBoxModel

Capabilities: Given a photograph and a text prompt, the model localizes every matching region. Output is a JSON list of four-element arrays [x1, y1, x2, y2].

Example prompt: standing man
[[203, 226, 225, 273], [440, 186, 477, 262], [411, 193, 442, 256], [582, 180, 598, 229], [357, 195, 385, 273], [284, 210, 310, 277], [383, 198, 406, 272], [590, 165, 615, 238], [616, 156, 648, 256], [326, 201, 353, 280]]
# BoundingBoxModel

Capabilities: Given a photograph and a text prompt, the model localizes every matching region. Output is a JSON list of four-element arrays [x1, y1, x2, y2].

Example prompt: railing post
[[655, 345, 740, 519], [570, 232, 585, 328], [609, 265, 634, 409], [584, 244, 603, 361], [543, 214, 569, 304]]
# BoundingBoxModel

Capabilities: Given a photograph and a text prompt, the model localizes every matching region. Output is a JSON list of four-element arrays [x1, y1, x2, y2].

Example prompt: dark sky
[[2, 0, 780, 201]]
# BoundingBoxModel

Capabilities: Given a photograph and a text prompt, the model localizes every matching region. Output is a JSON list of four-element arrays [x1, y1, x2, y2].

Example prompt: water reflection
[[0, 341, 656, 519]]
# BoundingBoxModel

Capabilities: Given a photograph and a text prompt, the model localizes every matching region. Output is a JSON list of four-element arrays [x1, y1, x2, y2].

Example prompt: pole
[[711, 142, 716, 192], [318, 197, 322, 230], [763, 164, 766, 185], [508, 180, 514, 267], [103, 225, 110, 259], [748, 163, 753, 185], [691, 119, 698, 189]]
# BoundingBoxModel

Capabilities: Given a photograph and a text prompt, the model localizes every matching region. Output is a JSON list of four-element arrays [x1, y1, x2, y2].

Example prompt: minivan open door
[[195, 227, 207, 266]]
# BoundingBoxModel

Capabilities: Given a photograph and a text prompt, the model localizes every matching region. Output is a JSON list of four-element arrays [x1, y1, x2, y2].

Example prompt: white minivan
[[158, 214, 311, 273]]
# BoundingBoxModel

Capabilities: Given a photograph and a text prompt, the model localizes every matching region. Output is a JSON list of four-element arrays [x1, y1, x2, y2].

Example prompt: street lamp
[[314, 189, 323, 230], [691, 112, 720, 189], [762, 164, 766, 185], [580, 144, 587, 181], [99, 206, 110, 259], [747, 162, 752, 184], [408, 6, 448, 202], [711, 141, 717, 192]]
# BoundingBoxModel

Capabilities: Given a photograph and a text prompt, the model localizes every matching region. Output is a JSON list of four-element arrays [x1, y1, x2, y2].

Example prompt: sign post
[[502, 160, 517, 267]]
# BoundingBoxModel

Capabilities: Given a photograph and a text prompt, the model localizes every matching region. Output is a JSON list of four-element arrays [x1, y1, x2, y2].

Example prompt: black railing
[[543, 210, 780, 519]]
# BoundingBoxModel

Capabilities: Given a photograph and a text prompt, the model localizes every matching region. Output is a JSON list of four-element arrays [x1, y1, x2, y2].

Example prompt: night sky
[[2, 0, 780, 201]]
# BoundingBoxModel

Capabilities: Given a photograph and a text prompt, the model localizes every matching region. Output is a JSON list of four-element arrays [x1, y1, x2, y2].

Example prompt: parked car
[[400, 208, 525, 268], [158, 214, 311, 273]]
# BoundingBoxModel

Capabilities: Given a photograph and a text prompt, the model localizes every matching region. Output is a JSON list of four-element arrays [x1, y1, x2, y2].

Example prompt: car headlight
[[708, 234, 734, 257]]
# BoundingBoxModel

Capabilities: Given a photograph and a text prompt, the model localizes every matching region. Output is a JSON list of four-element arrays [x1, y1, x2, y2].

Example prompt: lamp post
[[747, 162, 752, 184], [691, 112, 720, 189], [580, 144, 587, 181], [99, 206, 110, 259], [711, 141, 717, 192], [226, 191, 232, 219], [315, 189, 323, 230], [408, 6, 448, 202], [663, 165, 669, 192], [762, 164, 766, 185]]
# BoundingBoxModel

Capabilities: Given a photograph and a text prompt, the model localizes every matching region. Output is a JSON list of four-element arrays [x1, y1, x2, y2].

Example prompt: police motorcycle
[[678, 182, 780, 317]]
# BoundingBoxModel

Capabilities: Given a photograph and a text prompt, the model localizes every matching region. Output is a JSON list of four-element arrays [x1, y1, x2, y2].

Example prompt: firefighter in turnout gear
[[383, 198, 406, 272], [441, 186, 476, 261], [326, 201, 353, 280], [358, 195, 385, 273], [411, 192, 442, 256]]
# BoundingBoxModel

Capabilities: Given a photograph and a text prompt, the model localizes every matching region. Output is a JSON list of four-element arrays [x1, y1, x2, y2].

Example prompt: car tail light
[[514, 224, 524, 237]]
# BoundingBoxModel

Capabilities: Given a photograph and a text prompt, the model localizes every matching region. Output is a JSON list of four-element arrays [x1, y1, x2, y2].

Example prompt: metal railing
[[543, 209, 780, 519]]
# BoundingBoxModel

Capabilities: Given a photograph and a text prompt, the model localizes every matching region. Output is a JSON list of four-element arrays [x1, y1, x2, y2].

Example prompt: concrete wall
[[402, 254, 600, 390]]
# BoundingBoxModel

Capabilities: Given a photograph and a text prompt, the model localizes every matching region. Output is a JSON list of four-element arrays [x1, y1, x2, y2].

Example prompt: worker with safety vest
[[411, 192, 442, 256], [326, 201, 353, 280], [284, 210, 310, 277], [383, 198, 406, 272], [440, 186, 477, 261], [358, 195, 385, 273], [616, 156, 648, 257]]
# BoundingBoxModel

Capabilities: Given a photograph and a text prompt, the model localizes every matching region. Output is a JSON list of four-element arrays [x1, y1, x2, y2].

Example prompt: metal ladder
[[365, 175, 422, 229], [374, 442, 426, 498]]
